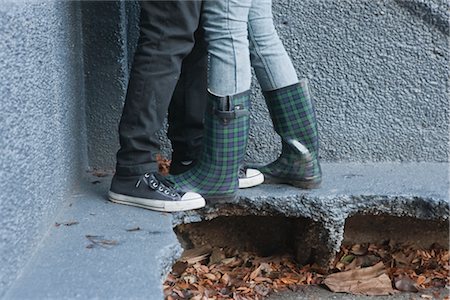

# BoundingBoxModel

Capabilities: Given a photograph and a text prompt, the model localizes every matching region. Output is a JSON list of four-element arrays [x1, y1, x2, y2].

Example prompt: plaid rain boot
[[168, 91, 251, 201], [260, 80, 322, 188]]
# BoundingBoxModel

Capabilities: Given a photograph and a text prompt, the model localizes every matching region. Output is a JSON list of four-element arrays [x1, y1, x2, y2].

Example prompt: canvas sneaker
[[108, 172, 205, 212], [238, 166, 264, 189]]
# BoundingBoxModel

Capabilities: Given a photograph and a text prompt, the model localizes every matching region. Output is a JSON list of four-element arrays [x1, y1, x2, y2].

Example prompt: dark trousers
[[116, 1, 206, 176]]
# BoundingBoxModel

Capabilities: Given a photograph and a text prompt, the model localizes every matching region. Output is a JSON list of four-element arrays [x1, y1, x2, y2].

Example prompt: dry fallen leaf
[[156, 154, 171, 176], [324, 262, 396, 295], [172, 261, 188, 277], [394, 275, 419, 292], [55, 221, 79, 227], [181, 247, 212, 265], [125, 227, 141, 232]]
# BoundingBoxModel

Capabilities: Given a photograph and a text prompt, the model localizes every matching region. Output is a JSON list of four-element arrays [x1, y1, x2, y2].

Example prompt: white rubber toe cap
[[239, 168, 264, 189], [181, 192, 204, 202]]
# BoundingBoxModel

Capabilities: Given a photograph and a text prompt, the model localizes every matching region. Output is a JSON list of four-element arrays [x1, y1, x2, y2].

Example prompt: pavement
[[4, 163, 449, 299]]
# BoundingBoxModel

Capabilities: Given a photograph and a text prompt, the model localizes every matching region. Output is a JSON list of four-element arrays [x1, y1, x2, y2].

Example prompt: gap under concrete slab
[[174, 163, 449, 266], [4, 163, 448, 299]]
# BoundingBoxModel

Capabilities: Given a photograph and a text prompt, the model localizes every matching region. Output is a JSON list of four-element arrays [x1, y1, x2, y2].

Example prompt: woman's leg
[[248, 0, 322, 188], [248, 0, 298, 91], [203, 0, 252, 95], [169, 0, 263, 200]]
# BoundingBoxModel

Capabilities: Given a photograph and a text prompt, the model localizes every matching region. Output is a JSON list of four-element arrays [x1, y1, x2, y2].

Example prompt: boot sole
[[263, 176, 321, 189], [108, 191, 205, 212], [204, 194, 237, 203]]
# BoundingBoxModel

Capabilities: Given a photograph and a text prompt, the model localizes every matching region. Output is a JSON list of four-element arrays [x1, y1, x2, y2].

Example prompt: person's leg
[[116, 1, 203, 176], [247, 0, 322, 188], [248, 0, 298, 91], [168, 27, 208, 175], [167, 26, 264, 188], [110, 1, 206, 212], [169, 0, 264, 200]]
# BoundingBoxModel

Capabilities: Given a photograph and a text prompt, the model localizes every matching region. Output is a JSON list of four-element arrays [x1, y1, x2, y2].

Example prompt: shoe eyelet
[[164, 190, 169, 195], [144, 173, 150, 178], [158, 187, 164, 192], [151, 183, 158, 189]]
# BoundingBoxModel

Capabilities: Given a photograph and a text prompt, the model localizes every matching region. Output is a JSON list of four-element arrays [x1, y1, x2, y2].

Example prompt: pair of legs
[[116, 1, 204, 176], [110, 1, 262, 212], [110, 0, 321, 212], [170, 0, 321, 198]]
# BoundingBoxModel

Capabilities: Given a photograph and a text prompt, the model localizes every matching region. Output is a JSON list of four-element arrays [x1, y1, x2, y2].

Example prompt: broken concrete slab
[[4, 163, 448, 299], [174, 163, 449, 266]]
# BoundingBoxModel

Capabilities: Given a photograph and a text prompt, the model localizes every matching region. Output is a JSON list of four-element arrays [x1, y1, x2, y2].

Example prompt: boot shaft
[[202, 90, 251, 165], [264, 80, 319, 157]]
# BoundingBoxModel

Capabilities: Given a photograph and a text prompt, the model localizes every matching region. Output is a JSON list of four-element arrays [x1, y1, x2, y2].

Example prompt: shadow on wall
[[394, 0, 449, 35]]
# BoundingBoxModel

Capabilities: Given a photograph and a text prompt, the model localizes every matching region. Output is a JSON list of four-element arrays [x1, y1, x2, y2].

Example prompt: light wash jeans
[[202, 0, 299, 96]]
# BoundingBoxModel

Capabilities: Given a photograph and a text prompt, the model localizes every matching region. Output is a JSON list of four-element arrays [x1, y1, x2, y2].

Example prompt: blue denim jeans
[[202, 0, 299, 96]]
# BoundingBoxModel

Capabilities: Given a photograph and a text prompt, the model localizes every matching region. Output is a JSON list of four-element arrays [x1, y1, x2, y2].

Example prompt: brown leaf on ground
[[85, 235, 118, 248], [350, 244, 368, 256], [126, 227, 141, 232], [324, 262, 396, 295], [394, 275, 419, 292], [172, 261, 188, 277], [156, 154, 171, 176], [55, 221, 79, 227], [92, 170, 109, 177], [181, 247, 212, 265]]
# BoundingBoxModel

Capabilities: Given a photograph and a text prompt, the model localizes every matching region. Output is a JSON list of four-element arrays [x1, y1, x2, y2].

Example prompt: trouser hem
[[115, 162, 158, 177]]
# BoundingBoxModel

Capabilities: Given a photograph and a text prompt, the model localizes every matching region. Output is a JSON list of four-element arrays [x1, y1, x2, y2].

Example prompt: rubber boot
[[169, 90, 251, 201], [260, 80, 322, 188]]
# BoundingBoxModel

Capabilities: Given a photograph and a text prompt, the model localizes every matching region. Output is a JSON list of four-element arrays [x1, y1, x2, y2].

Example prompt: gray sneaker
[[108, 172, 205, 212]]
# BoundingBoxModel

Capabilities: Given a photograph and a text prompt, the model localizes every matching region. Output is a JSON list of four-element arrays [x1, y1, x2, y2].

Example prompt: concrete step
[[4, 179, 181, 300], [4, 163, 448, 299]]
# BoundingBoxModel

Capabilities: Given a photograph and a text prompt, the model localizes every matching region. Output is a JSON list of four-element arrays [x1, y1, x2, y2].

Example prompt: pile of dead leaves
[[330, 242, 449, 294], [164, 242, 449, 299], [164, 247, 324, 300]]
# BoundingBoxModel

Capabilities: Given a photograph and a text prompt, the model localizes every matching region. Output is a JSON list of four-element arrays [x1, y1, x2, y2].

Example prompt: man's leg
[[168, 27, 208, 175], [110, 1, 206, 212]]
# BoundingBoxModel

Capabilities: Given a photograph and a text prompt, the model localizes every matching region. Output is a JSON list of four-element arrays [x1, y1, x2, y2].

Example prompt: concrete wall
[[0, 1, 86, 295], [83, 0, 449, 169], [82, 1, 140, 169]]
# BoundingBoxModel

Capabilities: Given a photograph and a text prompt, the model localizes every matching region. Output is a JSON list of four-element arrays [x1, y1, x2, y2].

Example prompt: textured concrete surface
[[85, 0, 449, 169], [0, 2, 86, 295], [82, 1, 140, 169], [175, 163, 449, 264], [260, 0, 449, 164], [5, 163, 448, 299], [4, 177, 182, 300]]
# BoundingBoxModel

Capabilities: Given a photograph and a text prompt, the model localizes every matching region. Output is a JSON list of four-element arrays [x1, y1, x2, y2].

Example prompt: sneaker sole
[[238, 172, 264, 189], [108, 191, 205, 212]]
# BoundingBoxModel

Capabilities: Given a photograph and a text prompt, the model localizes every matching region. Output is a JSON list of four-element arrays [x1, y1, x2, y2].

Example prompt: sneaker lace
[[145, 173, 178, 197]]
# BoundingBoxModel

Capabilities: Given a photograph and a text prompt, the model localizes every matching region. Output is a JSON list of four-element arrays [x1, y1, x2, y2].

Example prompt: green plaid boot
[[168, 91, 250, 201], [260, 80, 322, 188]]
